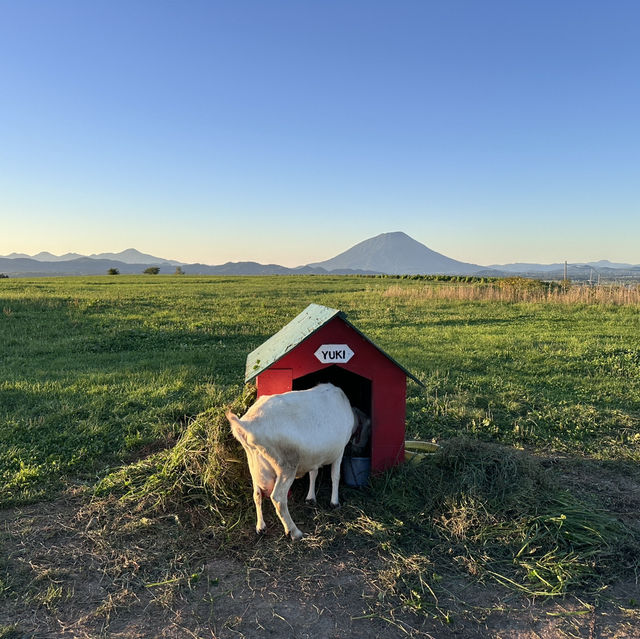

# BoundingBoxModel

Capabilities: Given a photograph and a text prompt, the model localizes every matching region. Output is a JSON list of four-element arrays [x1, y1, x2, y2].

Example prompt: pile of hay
[[95, 385, 255, 530], [363, 438, 637, 597]]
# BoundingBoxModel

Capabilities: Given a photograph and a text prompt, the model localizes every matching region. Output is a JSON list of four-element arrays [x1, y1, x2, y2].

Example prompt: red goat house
[[245, 303, 423, 473]]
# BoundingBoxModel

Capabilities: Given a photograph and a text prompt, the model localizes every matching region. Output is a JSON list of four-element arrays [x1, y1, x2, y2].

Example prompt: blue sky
[[1, 1, 638, 266]]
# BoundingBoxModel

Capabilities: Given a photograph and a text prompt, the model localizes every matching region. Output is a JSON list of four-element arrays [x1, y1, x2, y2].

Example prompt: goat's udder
[[260, 487, 294, 499]]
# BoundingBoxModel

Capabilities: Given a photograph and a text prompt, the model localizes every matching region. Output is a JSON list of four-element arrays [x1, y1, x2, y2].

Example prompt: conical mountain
[[308, 232, 481, 275], [89, 249, 182, 265]]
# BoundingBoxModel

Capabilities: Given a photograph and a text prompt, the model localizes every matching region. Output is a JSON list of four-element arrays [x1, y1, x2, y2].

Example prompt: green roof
[[245, 303, 422, 386]]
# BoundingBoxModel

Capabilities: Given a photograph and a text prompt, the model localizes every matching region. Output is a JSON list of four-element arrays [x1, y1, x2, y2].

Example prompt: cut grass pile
[[368, 438, 637, 602], [94, 396, 639, 608], [95, 383, 256, 531]]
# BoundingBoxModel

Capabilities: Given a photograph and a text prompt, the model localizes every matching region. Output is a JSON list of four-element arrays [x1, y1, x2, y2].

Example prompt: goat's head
[[349, 407, 371, 455]]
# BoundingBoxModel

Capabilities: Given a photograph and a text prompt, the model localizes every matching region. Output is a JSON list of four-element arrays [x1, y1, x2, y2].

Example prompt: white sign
[[314, 344, 354, 364]]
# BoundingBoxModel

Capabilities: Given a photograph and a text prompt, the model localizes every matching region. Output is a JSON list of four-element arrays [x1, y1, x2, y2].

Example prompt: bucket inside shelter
[[342, 455, 371, 487]]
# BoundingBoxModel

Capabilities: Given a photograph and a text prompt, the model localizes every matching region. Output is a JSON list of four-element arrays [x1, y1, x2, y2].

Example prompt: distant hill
[[487, 261, 638, 273], [0, 249, 182, 265], [585, 259, 639, 269], [1, 235, 638, 279], [308, 231, 481, 275], [487, 262, 567, 273], [482, 259, 640, 281], [179, 262, 377, 276], [0, 256, 375, 277], [88, 249, 182, 265], [478, 264, 640, 281], [4, 251, 85, 262], [0, 257, 176, 277]]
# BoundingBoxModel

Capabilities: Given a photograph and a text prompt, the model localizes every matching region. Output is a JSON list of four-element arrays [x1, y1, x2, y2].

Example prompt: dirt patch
[[1, 480, 639, 639], [549, 456, 640, 532]]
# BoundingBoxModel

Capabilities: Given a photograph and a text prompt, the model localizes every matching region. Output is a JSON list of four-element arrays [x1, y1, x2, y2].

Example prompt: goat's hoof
[[256, 526, 267, 535], [329, 502, 340, 510], [305, 498, 317, 506], [289, 529, 304, 541]]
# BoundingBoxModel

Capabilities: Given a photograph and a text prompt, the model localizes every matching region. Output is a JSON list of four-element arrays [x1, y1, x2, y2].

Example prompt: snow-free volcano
[[307, 231, 481, 275]]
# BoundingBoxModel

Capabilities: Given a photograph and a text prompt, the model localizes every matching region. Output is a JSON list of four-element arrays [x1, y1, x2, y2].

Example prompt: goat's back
[[238, 384, 354, 468]]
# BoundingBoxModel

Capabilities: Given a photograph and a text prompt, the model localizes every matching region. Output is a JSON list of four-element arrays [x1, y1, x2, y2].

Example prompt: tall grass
[[383, 280, 640, 305]]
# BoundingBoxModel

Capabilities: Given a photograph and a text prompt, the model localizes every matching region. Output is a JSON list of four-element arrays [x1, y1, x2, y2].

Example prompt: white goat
[[227, 383, 366, 540]]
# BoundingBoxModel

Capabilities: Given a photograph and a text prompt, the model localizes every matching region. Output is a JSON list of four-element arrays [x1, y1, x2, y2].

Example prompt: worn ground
[[2, 456, 639, 639]]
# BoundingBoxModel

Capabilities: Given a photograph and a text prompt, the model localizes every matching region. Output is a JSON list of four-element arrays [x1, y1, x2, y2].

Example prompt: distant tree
[[144, 266, 160, 275], [174, 266, 185, 275], [0, 273, 8, 279], [107, 268, 120, 275]]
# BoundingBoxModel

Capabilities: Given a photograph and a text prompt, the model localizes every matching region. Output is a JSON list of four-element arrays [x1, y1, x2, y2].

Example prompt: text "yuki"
[[314, 344, 354, 364]]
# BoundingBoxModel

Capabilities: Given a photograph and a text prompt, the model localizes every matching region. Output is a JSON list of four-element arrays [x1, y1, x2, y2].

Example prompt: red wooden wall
[[255, 317, 406, 472]]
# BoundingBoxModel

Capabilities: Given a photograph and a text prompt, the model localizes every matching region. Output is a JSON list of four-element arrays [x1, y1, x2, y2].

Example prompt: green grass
[[2, 274, 640, 620], [1, 275, 639, 506]]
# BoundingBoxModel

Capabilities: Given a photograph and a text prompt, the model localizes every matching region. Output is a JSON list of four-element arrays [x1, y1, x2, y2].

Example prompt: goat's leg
[[252, 479, 266, 534], [305, 468, 318, 504], [329, 456, 342, 508], [270, 469, 302, 540]]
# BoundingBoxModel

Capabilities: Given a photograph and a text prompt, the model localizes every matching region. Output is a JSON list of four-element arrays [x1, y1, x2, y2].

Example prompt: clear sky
[[1, 1, 638, 267]]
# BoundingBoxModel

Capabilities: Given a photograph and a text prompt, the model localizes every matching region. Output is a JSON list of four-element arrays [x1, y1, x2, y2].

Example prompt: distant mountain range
[[486, 260, 640, 273], [2, 248, 181, 265], [1, 234, 639, 280]]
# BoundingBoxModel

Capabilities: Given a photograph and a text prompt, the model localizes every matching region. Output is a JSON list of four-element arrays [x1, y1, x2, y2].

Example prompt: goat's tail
[[226, 411, 254, 446]]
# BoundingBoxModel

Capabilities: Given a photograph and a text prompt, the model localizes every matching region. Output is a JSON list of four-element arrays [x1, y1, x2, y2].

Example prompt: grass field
[[1, 275, 640, 637]]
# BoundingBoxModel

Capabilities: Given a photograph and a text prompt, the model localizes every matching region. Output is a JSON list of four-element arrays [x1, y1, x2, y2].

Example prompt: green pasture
[[2, 274, 640, 620], [1, 275, 639, 507]]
